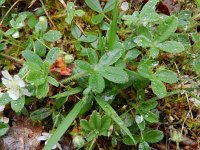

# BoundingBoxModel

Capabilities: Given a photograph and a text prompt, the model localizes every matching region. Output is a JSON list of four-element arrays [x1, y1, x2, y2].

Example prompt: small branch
[[0, 0, 21, 26], [0, 53, 23, 65], [39, 0, 56, 28], [59, 0, 67, 8]]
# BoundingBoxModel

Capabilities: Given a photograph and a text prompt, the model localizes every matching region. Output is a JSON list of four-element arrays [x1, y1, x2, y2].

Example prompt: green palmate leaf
[[89, 111, 102, 129], [143, 130, 164, 143], [134, 35, 152, 47], [143, 111, 158, 123], [34, 40, 46, 57], [95, 97, 136, 144], [11, 96, 25, 112], [30, 108, 52, 121], [108, 0, 118, 50], [79, 33, 98, 43], [71, 23, 81, 39], [85, 0, 103, 13], [36, 82, 49, 98], [51, 87, 82, 99], [0, 93, 12, 105], [138, 60, 154, 78], [43, 30, 62, 42], [156, 41, 185, 53], [80, 48, 98, 64], [92, 14, 104, 24], [44, 98, 85, 150], [135, 115, 145, 131], [80, 119, 91, 131], [155, 15, 178, 43], [151, 80, 167, 98], [139, 0, 160, 23], [22, 50, 43, 67], [139, 142, 151, 150], [47, 76, 59, 87], [0, 0, 5, 6], [75, 60, 92, 72], [99, 49, 122, 66], [45, 47, 60, 65], [26, 71, 46, 86], [125, 49, 141, 60], [149, 47, 160, 58], [99, 66, 128, 83], [100, 115, 111, 131], [155, 69, 178, 83], [89, 72, 105, 93], [0, 122, 9, 137], [103, 0, 115, 13]]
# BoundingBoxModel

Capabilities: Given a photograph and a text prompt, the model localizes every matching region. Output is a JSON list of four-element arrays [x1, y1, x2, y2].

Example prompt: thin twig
[[39, 0, 56, 28], [0, 0, 21, 26], [59, 0, 67, 8], [0, 53, 23, 64]]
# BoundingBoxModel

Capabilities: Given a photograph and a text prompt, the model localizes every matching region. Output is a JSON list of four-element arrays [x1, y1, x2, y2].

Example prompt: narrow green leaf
[[155, 69, 178, 83], [108, 0, 118, 50], [143, 130, 164, 143], [43, 30, 62, 42], [75, 60, 93, 72], [36, 82, 49, 98], [44, 98, 85, 150], [30, 108, 52, 121], [99, 49, 122, 66], [135, 115, 145, 131], [45, 47, 60, 65], [151, 80, 167, 98], [156, 41, 185, 53], [80, 48, 98, 64], [99, 66, 129, 83], [22, 50, 43, 67], [85, 0, 103, 13], [51, 87, 82, 99], [71, 23, 81, 39], [138, 60, 154, 78], [95, 97, 136, 144], [34, 40, 46, 57], [89, 72, 105, 93], [143, 111, 158, 123]]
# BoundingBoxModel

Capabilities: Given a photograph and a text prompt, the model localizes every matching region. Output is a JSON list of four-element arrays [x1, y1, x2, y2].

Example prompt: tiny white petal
[[37, 136, 48, 141], [14, 75, 25, 87], [1, 70, 12, 80], [21, 88, 32, 96], [12, 31, 20, 38], [121, 2, 129, 11], [7, 89, 20, 100]]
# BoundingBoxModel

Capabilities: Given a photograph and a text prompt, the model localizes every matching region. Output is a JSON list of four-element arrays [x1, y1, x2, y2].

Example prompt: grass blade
[[108, 0, 118, 50], [43, 97, 85, 150], [95, 97, 136, 144]]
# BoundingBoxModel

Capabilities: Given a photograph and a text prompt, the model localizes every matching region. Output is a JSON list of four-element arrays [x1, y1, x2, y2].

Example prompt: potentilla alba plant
[[37, 132, 62, 150], [1, 70, 31, 100]]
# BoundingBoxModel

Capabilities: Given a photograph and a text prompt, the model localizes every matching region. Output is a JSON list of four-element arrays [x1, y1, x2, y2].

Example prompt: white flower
[[37, 132, 62, 150], [72, 135, 85, 149], [12, 31, 19, 38], [1, 70, 31, 100], [121, 2, 129, 11]]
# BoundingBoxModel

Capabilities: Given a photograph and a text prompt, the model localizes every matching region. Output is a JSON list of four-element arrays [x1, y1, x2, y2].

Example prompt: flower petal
[[14, 75, 25, 87], [0, 105, 5, 111], [7, 89, 20, 100], [37, 136, 48, 141], [21, 88, 32, 96], [1, 70, 13, 80]]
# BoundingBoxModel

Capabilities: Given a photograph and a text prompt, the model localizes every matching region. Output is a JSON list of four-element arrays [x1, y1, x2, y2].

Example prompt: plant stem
[[0, 53, 23, 64], [88, 137, 97, 150], [60, 72, 88, 84]]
